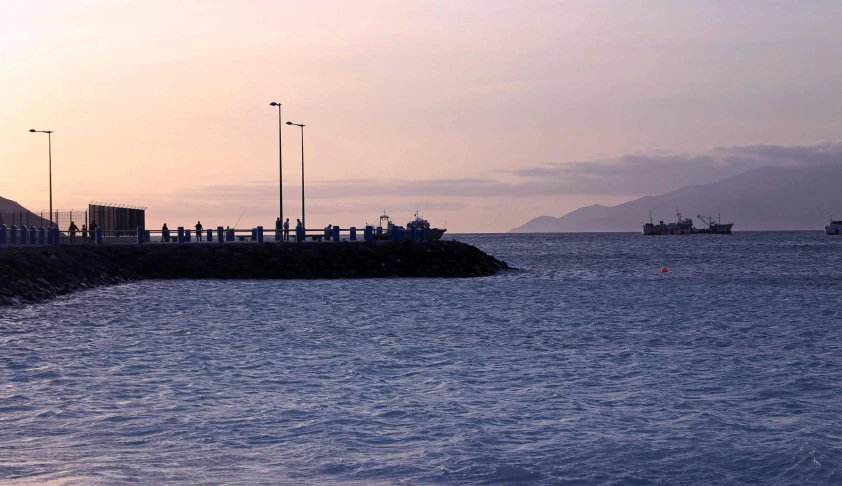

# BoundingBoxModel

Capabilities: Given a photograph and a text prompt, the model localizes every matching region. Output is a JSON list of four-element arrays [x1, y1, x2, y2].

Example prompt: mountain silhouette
[[510, 164, 842, 232], [0, 196, 53, 228]]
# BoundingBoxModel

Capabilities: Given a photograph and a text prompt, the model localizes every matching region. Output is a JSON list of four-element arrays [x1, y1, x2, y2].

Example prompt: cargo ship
[[643, 211, 733, 235]]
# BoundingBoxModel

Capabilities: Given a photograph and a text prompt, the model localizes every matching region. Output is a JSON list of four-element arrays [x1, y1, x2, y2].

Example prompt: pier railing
[[0, 224, 428, 246]]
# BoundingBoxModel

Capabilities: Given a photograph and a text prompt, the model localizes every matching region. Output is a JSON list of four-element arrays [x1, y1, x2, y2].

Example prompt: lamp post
[[269, 102, 283, 226], [286, 121, 305, 229], [29, 129, 53, 227]]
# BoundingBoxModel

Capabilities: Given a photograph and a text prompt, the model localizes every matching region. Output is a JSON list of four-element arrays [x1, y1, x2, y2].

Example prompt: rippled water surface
[[2, 232, 842, 485]]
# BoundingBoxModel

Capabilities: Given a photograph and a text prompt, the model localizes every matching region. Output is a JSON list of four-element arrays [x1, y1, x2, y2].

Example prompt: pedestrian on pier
[[81, 224, 88, 245], [68, 221, 79, 245], [275, 217, 282, 241], [162, 223, 170, 242], [283, 218, 290, 241], [195, 221, 203, 242]]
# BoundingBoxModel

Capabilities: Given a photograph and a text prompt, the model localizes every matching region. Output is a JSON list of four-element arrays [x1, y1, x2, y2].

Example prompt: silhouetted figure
[[275, 217, 282, 241], [81, 224, 88, 245], [324, 224, 332, 240], [195, 221, 203, 241], [283, 218, 290, 241], [68, 221, 79, 245], [162, 223, 170, 242]]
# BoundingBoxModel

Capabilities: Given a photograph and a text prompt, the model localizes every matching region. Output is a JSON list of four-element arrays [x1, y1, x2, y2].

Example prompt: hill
[[510, 164, 842, 232], [0, 196, 52, 228]]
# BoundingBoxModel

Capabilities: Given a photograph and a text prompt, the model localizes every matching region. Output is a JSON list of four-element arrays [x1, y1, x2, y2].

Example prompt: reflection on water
[[1, 232, 841, 484]]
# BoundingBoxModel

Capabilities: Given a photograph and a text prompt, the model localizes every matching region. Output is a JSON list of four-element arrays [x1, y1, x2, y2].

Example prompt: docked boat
[[826, 217, 842, 235], [371, 210, 446, 241], [406, 211, 447, 240], [643, 211, 733, 235]]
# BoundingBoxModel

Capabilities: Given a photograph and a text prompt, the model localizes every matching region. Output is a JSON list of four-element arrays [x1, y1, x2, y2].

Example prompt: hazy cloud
[[150, 142, 842, 205], [511, 142, 842, 196]]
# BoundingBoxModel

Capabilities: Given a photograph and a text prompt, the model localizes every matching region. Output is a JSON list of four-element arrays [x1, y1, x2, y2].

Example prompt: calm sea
[[2, 232, 841, 485]]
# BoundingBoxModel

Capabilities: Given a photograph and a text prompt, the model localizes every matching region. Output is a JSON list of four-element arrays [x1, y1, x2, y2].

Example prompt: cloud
[[510, 141, 842, 196], [181, 178, 511, 201], [711, 142, 842, 166], [132, 142, 842, 205]]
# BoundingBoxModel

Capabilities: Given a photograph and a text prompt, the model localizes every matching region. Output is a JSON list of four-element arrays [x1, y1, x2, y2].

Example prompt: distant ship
[[643, 211, 734, 235], [372, 210, 447, 240], [406, 211, 447, 240], [826, 217, 842, 235]]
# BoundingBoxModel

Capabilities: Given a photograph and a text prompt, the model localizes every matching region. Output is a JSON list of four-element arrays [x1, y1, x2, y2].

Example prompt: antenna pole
[[233, 210, 246, 228]]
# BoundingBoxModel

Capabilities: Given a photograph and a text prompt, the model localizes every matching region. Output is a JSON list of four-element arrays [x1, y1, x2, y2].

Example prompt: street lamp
[[29, 129, 54, 228], [286, 121, 305, 229], [269, 102, 283, 226]]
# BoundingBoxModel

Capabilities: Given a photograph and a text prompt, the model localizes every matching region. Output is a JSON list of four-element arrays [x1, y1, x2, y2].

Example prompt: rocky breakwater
[[0, 240, 509, 305]]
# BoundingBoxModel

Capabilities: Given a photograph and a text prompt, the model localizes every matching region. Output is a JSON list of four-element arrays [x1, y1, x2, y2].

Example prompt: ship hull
[[374, 228, 447, 241], [643, 223, 733, 235], [826, 224, 842, 235], [426, 228, 447, 240]]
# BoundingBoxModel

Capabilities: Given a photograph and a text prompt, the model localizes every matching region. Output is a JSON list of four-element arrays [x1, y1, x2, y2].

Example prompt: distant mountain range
[[0, 196, 52, 228], [510, 164, 842, 232]]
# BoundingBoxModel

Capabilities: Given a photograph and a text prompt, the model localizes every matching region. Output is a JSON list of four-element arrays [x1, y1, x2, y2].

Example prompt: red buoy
[[661, 267, 669, 273]]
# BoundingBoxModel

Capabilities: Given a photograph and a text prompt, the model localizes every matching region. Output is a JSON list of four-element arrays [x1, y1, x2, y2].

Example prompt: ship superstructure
[[370, 210, 447, 240], [643, 211, 733, 235]]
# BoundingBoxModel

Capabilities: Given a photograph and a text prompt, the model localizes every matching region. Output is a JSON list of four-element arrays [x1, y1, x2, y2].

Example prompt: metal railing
[[0, 224, 429, 246]]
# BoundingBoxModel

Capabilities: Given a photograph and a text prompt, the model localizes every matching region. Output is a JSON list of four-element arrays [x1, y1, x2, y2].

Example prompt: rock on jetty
[[0, 241, 509, 306]]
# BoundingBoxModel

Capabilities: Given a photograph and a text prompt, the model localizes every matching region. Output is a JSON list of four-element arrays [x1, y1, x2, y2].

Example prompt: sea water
[[1, 232, 841, 485]]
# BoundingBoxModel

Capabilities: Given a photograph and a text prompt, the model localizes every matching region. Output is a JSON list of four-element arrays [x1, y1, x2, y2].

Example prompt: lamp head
[[286, 121, 293, 125], [270, 102, 279, 106], [29, 129, 36, 132]]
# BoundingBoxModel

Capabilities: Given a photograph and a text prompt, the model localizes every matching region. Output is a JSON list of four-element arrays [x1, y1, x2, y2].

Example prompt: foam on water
[[1, 232, 841, 484]]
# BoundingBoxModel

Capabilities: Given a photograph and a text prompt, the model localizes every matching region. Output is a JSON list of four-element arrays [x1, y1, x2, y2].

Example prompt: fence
[[43, 209, 88, 232], [0, 210, 89, 230], [89, 203, 145, 237], [0, 210, 51, 229], [0, 223, 431, 246]]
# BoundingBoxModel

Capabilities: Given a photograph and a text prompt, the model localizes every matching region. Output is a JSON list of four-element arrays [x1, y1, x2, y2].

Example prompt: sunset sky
[[3, 0, 842, 232]]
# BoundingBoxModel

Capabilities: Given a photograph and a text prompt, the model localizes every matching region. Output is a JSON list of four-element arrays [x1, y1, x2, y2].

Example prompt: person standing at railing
[[275, 217, 282, 241], [195, 221, 203, 242], [81, 224, 88, 245], [283, 218, 290, 241], [162, 223, 170, 242], [68, 221, 79, 245]]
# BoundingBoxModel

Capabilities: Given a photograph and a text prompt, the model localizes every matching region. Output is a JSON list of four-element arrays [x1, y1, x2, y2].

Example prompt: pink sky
[[3, 1, 841, 231]]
